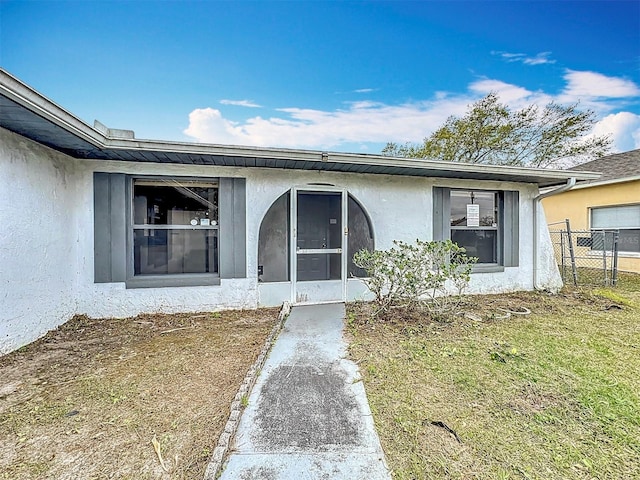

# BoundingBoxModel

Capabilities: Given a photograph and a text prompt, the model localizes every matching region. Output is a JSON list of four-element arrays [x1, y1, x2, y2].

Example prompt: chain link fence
[[549, 220, 619, 287]]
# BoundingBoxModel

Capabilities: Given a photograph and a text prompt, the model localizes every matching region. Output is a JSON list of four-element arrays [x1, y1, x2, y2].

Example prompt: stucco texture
[[1, 127, 562, 353], [0, 128, 81, 353]]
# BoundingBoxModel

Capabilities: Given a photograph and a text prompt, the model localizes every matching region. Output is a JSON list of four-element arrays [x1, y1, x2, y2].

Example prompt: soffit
[[0, 69, 600, 188]]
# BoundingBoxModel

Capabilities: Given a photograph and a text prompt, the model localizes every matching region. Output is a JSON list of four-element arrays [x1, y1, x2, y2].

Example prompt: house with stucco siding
[[0, 69, 599, 354]]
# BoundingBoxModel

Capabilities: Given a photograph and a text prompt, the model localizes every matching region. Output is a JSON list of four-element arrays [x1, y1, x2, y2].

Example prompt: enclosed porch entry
[[258, 187, 374, 305]]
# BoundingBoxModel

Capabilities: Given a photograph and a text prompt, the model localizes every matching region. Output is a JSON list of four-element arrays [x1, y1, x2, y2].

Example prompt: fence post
[[565, 219, 578, 286], [612, 230, 619, 286], [602, 230, 609, 285], [560, 231, 566, 281]]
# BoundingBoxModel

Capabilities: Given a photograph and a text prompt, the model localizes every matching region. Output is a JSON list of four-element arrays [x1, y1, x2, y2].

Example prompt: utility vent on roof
[[93, 120, 135, 140]]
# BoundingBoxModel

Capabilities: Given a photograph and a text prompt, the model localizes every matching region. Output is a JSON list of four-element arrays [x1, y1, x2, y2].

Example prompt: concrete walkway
[[219, 303, 391, 479]]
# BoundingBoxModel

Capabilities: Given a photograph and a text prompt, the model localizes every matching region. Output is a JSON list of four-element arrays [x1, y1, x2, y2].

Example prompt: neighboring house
[[0, 69, 598, 353], [542, 150, 640, 274]]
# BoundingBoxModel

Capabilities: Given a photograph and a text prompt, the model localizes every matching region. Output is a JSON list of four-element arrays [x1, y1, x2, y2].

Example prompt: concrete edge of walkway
[[203, 302, 292, 480]]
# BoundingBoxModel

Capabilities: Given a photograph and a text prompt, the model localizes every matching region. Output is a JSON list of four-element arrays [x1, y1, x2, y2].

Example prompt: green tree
[[382, 93, 611, 168]]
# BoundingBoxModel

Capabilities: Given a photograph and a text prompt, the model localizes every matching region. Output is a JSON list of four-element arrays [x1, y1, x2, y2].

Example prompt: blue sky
[[2, 1, 639, 154]]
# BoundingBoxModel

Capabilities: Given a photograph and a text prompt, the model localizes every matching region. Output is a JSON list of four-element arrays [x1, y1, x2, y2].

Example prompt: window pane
[[134, 229, 218, 275], [134, 180, 218, 225], [452, 230, 497, 263], [296, 192, 341, 250], [619, 229, 640, 253], [258, 192, 290, 282], [297, 253, 341, 281], [590, 230, 640, 253], [591, 204, 640, 229], [348, 196, 374, 278], [451, 190, 497, 227]]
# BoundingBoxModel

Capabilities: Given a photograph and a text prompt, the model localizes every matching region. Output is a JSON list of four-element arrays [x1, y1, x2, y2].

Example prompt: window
[[433, 187, 519, 269], [257, 192, 290, 282], [132, 179, 219, 275], [347, 195, 375, 277], [450, 190, 498, 263], [94, 173, 246, 287], [591, 204, 640, 253]]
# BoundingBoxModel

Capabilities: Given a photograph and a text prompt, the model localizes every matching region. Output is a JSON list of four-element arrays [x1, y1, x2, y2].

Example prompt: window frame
[[433, 186, 519, 272], [589, 203, 640, 256], [126, 176, 222, 288], [450, 190, 500, 265]]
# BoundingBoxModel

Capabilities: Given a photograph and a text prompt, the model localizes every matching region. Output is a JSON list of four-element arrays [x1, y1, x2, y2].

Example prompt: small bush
[[353, 239, 477, 319]]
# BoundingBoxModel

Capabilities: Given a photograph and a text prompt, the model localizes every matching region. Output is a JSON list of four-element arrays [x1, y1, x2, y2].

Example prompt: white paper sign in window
[[466, 204, 480, 227]]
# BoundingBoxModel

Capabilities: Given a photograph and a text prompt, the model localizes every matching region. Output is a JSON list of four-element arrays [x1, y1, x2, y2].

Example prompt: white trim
[[0, 69, 106, 147], [291, 186, 347, 304], [587, 250, 640, 258], [341, 189, 348, 302], [290, 300, 345, 306], [132, 225, 219, 230], [290, 189, 297, 304], [565, 175, 640, 190], [297, 248, 343, 254], [0, 68, 601, 187]]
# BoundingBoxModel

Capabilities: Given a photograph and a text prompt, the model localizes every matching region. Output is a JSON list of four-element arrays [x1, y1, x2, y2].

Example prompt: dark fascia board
[[0, 68, 601, 187]]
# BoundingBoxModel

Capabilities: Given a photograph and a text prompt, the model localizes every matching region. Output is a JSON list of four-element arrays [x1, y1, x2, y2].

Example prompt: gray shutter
[[219, 177, 247, 278], [93, 172, 127, 282], [503, 190, 519, 267], [432, 186, 450, 241]]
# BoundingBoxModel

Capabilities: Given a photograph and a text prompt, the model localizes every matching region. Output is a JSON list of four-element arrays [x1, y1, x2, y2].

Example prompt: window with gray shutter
[[432, 186, 519, 270], [93, 174, 246, 287]]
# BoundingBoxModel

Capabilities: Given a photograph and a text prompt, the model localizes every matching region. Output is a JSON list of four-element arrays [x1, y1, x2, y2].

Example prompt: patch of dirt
[[348, 288, 615, 330], [0, 308, 279, 479], [506, 382, 562, 415]]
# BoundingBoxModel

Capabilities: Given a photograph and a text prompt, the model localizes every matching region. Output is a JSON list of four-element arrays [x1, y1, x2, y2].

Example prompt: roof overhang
[[0, 69, 601, 188], [567, 175, 640, 190]]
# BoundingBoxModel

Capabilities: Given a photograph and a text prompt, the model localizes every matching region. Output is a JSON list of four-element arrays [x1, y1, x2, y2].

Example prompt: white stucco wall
[[1, 127, 562, 353], [0, 128, 83, 353], [535, 204, 564, 292]]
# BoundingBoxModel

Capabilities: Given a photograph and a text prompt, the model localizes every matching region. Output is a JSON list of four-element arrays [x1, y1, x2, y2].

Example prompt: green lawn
[[348, 275, 640, 479]]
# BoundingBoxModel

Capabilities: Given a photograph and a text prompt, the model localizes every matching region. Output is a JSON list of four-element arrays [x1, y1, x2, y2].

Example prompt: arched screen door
[[292, 188, 346, 303]]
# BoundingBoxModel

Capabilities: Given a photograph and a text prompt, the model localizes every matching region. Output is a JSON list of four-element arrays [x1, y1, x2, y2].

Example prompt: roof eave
[[109, 137, 598, 179], [0, 68, 601, 187], [569, 175, 640, 190], [0, 69, 106, 148]]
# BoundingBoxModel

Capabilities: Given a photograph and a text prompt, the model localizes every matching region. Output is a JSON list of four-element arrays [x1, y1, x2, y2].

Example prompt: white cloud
[[220, 99, 262, 108], [523, 52, 555, 65], [469, 79, 551, 107], [183, 108, 243, 144], [492, 51, 555, 65], [353, 88, 376, 93], [562, 70, 640, 99], [591, 111, 640, 152], [184, 98, 470, 149], [496, 52, 522, 59], [553, 70, 640, 114], [184, 70, 640, 152]]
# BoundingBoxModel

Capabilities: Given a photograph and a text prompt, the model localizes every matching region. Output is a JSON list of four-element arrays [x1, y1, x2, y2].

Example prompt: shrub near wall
[[353, 239, 476, 319]]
